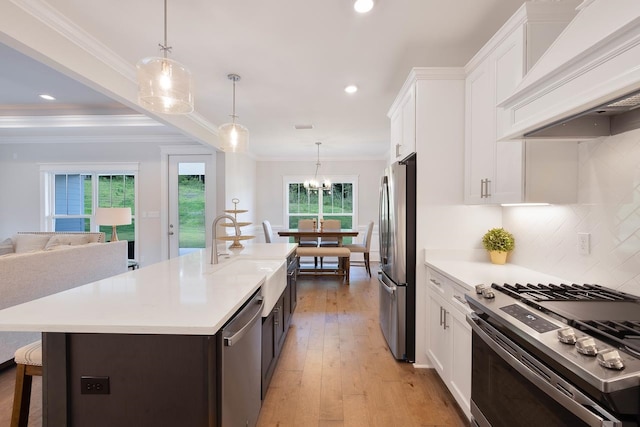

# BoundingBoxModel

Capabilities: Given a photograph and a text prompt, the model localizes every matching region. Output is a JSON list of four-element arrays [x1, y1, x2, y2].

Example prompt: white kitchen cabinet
[[425, 267, 472, 420], [388, 84, 416, 163], [464, 1, 578, 204]]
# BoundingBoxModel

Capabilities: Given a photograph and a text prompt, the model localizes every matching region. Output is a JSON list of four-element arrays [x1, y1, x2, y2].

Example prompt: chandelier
[[304, 142, 331, 192], [136, 0, 194, 114], [219, 74, 249, 153]]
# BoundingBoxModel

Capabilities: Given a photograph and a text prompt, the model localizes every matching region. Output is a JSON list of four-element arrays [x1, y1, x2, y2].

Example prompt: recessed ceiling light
[[39, 94, 56, 101], [344, 85, 358, 94], [354, 0, 374, 13]]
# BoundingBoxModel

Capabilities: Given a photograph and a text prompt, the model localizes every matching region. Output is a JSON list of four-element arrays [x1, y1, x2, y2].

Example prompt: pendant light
[[304, 142, 331, 192], [137, 0, 194, 114], [219, 74, 249, 153]]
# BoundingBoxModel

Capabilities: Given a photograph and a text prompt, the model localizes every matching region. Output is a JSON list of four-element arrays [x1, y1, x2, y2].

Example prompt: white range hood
[[498, 0, 640, 140]]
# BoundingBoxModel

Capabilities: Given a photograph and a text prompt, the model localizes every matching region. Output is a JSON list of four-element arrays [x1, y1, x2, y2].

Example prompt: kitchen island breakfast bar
[[0, 243, 297, 427]]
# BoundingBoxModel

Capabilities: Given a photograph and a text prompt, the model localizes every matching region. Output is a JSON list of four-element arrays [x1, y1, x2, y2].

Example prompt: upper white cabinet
[[389, 68, 466, 166], [388, 83, 416, 163], [464, 1, 579, 204]]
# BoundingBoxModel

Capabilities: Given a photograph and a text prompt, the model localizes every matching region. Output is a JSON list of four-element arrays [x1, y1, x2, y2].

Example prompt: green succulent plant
[[482, 228, 515, 252]]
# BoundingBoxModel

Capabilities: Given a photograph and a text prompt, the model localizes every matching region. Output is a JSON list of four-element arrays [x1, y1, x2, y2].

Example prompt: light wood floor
[[0, 264, 467, 427]]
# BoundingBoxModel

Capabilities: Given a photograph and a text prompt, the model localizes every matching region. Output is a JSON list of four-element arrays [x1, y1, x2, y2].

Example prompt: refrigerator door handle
[[378, 275, 396, 295]]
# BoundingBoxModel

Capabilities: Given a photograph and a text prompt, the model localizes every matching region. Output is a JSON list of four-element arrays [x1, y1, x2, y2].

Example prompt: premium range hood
[[524, 89, 640, 138], [498, 0, 640, 141]]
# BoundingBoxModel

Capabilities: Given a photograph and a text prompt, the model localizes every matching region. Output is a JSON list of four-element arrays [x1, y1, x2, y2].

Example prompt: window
[[285, 175, 358, 243], [41, 164, 138, 244]]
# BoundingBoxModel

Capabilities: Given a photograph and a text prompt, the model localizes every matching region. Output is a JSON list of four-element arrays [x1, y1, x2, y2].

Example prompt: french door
[[168, 155, 210, 258]]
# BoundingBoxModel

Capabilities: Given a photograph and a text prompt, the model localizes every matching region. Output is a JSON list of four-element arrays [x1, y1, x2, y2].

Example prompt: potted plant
[[482, 228, 515, 265]]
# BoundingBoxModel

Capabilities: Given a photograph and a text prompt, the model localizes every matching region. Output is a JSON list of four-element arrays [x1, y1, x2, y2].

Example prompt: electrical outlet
[[81, 376, 110, 394], [577, 233, 590, 255]]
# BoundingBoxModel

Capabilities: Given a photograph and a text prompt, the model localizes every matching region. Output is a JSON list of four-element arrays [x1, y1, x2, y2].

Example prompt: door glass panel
[[178, 162, 206, 255]]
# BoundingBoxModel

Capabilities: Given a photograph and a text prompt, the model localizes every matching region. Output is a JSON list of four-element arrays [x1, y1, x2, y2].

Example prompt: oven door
[[467, 312, 622, 427]]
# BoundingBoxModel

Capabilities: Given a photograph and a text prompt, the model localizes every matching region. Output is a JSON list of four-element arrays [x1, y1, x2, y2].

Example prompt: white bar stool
[[11, 340, 42, 427]]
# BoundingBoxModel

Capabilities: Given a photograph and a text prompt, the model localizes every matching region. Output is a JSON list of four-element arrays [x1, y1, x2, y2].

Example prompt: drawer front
[[427, 268, 448, 296]]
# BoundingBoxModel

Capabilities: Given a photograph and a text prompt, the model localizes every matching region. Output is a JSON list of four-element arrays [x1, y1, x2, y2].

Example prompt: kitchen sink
[[210, 259, 286, 316]]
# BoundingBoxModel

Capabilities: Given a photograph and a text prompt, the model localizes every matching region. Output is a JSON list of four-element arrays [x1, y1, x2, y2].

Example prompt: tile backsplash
[[503, 129, 640, 297]]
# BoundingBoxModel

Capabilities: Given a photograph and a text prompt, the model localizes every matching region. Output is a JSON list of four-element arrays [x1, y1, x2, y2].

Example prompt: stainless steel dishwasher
[[220, 289, 264, 427]]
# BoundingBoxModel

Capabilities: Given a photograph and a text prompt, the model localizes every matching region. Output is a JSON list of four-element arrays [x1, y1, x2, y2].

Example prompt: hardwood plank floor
[[0, 263, 467, 427], [257, 265, 468, 427]]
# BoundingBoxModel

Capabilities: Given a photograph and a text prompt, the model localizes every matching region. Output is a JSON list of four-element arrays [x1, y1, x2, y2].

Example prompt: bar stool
[[11, 340, 42, 427]]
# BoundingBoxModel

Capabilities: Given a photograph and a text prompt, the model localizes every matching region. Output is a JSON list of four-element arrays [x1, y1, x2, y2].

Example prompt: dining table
[[277, 229, 359, 246]]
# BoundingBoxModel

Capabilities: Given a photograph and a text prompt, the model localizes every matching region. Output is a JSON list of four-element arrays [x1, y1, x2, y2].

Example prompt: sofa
[[0, 232, 128, 365]]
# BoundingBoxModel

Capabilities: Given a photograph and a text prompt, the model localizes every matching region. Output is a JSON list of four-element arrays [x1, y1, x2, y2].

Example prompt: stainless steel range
[[466, 282, 640, 427]]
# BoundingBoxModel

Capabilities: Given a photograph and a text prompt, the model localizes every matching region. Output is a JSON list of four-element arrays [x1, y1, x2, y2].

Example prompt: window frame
[[283, 174, 359, 230], [40, 163, 139, 243]]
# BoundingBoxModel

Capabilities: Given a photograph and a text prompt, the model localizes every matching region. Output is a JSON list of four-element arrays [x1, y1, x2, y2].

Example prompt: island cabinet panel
[[261, 275, 297, 399], [43, 332, 218, 427]]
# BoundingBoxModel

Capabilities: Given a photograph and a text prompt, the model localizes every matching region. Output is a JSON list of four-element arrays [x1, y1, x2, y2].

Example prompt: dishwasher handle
[[224, 294, 264, 347]]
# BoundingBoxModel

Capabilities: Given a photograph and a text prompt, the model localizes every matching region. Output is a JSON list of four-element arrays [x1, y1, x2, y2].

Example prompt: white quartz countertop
[[0, 243, 297, 335], [425, 257, 574, 292]]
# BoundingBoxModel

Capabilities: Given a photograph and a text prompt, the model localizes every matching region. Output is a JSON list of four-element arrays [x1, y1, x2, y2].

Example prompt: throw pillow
[[44, 234, 91, 250], [14, 234, 51, 253], [0, 237, 14, 256]]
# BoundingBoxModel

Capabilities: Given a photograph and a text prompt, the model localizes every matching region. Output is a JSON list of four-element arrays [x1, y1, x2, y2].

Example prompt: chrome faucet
[[211, 214, 241, 264]]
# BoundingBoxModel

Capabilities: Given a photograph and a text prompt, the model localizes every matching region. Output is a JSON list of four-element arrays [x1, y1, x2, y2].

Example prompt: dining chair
[[262, 220, 273, 243], [319, 219, 341, 268], [344, 220, 374, 277], [297, 219, 318, 267]]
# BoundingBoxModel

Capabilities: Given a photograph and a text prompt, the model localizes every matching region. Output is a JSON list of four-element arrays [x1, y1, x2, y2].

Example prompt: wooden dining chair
[[297, 219, 318, 267], [344, 220, 374, 277], [319, 219, 341, 268]]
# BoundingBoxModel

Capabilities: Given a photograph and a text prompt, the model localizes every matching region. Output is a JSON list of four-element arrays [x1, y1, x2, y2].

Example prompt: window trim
[[40, 163, 139, 244], [283, 174, 359, 229]]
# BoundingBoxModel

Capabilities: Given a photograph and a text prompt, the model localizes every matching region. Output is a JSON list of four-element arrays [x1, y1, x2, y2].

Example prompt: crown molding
[[0, 114, 164, 128], [0, 134, 196, 144]]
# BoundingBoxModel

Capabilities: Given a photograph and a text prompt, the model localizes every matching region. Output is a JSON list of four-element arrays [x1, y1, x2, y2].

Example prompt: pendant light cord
[[160, 0, 172, 58], [228, 74, 241, 123]]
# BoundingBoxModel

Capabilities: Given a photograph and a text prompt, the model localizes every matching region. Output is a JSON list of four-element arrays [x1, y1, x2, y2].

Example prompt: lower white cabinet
[[425, 267, 472, 420]]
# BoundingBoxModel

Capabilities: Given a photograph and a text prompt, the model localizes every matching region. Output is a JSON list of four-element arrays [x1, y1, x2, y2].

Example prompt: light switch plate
[[578, 232, 590, 255]]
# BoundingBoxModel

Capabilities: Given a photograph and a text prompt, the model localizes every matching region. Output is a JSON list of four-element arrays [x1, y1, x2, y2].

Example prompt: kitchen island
[[0, 243, 296, 426]]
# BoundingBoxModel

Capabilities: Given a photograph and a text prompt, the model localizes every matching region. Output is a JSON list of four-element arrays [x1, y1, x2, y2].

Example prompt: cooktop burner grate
[[494, 283, 632, 301]]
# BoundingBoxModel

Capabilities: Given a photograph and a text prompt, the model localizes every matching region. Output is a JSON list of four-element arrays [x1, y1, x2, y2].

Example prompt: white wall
[[0, 140, 203, 266], [223, 152, 257, 236], [503, 129, 640, 297]]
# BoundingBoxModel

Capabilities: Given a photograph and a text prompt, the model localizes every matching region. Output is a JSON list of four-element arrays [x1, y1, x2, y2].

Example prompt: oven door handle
[[467, 312, 622, 427]]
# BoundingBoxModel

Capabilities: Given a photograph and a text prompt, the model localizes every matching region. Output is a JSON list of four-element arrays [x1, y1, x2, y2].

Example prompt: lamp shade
[[219, 122, 249, 153], [137, 57, 194, 114], [95, 208, 132, 226]]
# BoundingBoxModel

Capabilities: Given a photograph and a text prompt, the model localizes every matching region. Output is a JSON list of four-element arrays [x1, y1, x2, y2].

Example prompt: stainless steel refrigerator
[[378, 153, 416, 362]]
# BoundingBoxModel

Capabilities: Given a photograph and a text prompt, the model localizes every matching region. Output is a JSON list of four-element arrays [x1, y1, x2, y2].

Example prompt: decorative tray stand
[[220, 198, 255, 249]]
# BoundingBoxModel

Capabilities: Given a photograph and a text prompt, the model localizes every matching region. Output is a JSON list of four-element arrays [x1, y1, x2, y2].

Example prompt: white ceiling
[[0, 0, 527, 160]]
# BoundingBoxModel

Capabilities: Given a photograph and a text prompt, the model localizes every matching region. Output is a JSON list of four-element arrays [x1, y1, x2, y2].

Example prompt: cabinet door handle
[[480, 179, 485, 198], [430, 278, 441, 287], [443, 310, 449, 330], [485, 179, 491, 198], [439, 306, 444, 326]]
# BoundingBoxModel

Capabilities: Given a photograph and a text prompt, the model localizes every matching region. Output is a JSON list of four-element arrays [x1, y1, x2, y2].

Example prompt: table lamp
[[95, 207, 132, 242]]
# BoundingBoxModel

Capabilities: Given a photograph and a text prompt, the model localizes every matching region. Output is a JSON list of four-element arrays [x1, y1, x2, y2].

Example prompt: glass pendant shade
[[219, 121, 249, 153], [137, 56, 194, 114], [219, 73, 249, 153]]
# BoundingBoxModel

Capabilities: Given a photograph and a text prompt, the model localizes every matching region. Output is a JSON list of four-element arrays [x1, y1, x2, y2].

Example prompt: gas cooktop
[[490, 283, 640, 357]]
